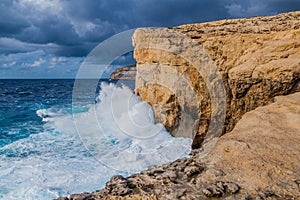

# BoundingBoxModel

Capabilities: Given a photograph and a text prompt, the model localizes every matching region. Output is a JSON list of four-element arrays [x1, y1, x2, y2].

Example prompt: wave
[[0, 82, 192, 199]]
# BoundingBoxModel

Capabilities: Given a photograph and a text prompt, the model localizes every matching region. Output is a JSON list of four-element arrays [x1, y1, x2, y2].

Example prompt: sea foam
[[0, 82, 192, 199]]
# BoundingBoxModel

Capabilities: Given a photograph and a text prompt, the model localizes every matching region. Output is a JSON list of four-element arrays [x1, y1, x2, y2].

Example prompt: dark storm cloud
[[0, 0, 300, 57], [266, 0, 300, 13], [225, 0, 300, 18], [0, 1, 30, 35]]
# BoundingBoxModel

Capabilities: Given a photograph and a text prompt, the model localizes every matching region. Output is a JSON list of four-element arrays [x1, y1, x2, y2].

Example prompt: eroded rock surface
[[58, 12, 300, 200], [110, 65, 136, 80], [58, 92, 300, 199], [133, 11, 300, 148]]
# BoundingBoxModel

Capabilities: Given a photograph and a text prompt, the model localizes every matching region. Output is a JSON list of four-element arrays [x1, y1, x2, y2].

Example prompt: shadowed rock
[[133, 11, 300, 148]]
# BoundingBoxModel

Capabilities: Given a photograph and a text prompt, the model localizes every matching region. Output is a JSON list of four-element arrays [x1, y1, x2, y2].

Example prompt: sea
[[0, 79, 192, 200]]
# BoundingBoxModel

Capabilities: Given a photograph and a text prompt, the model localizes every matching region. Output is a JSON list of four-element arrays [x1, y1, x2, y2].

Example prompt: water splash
[[0, 82, 192, 199]]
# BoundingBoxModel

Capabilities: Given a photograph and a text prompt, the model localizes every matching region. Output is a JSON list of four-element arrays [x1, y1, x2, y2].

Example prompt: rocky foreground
[[58, 12, 300, 200], [59, 92, 300, 199]]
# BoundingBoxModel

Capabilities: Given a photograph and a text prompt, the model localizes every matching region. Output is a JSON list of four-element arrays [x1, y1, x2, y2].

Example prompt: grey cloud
[[0, 1, 30, 35], [0, 37, 60, 54], [0, 0, 300, 57], [266, 0, 300, 13], [225, 0, 300, 18]]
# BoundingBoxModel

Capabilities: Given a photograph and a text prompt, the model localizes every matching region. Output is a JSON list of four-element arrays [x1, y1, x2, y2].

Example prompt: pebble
[[184, 166, 203, 177]]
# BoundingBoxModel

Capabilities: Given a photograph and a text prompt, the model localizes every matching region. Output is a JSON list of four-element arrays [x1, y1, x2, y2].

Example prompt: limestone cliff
[[61, 92, 300, 200], [57, 12, 300, 200], [133, 11, 300, 148], [110, 65, 136, 80]]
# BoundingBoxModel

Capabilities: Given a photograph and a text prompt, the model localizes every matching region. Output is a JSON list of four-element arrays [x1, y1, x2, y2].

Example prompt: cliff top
[[173, 11, 300, 42]]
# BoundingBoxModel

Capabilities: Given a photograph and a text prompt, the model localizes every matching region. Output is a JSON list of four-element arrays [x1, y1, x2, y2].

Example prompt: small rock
[[224, 182, 240, 194], [165, 170, 177, 181], [147, 167, 164, 176], [205, 184, 224, 197], [244, 195, 254, 200], [202, 188, 212, 197], [180, 157, 188, 163], [255, 195, 263, 200], [170, 160, 179, 167], [91, 189, 108, 198], [190, 177, 197, 184], [175, 163, 187, 172], [216, 181, 225, 191], [148, 165, 157, 170], [57, 197, 69, 200], [105, 174, 132, 194], [295, 180, 300, 185], [258, 189, 274, 199], [156, 175, 163, 180], [189, 148, 203, 157], [110, 175, 126, 182], [184, 166, 203, 177], [69, 192, 91, 200], [111, 187, 132, 196], [264, 189, 274, 197], [175, 188, 187, 198]]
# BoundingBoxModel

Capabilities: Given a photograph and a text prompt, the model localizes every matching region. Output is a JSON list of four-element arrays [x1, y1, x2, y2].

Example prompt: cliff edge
[[110, 65, 136, 80], [133, 11, 300, 148], [58, 12, 300, 200]]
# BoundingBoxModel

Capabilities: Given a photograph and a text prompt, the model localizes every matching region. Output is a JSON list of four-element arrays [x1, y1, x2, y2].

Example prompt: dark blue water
[[0, 79, 190, 200], [0, 79, 74, 147], [0, 79, 136, 147]]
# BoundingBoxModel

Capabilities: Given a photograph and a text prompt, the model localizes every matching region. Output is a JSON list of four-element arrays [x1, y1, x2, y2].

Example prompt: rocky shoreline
[[58, 11, 300, 200], [58, 92, 300, 199]]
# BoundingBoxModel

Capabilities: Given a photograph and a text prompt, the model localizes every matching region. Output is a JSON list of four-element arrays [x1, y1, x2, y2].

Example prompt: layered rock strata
[[110, 65, 136, 80], [133, 11, 300, 148], [58, 12, 300, 200], [59, 92, 300, 199]]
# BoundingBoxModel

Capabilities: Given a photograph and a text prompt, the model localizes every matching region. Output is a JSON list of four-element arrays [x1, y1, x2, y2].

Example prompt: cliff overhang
[[132, 11, 300, 149]]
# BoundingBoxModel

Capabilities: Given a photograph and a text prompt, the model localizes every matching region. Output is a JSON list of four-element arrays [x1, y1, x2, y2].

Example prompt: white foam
[[0, 82, 192, 199]]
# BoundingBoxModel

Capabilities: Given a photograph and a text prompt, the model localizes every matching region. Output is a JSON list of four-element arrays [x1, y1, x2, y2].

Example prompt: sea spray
[[0, 81, 192, 200]]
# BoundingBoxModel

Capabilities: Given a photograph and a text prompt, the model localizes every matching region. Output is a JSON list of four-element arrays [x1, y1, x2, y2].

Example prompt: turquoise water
[[0, 79, 192, 199]]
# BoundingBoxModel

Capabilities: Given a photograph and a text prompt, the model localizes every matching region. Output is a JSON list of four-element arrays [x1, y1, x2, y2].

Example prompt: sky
[[0, 0, 300, 78]]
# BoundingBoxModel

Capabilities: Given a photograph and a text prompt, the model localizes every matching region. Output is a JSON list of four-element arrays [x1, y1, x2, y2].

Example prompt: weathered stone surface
[[57, 197, 69, 200], [110, 65, 136, 80], [199, 92, 300, 198], [69, 192, 91, 200], [133, 11, 300, 148], [57, 12, 300, 200], [59, 92, 300, 199]]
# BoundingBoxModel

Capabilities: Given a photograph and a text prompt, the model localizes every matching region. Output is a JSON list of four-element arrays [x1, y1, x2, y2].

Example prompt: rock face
[[199, 92, 300, 199], [58, 92, 300, 199], [57, 12, 300, 200], [110, 65, 136, 80], [133, 11, 300, 148]]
